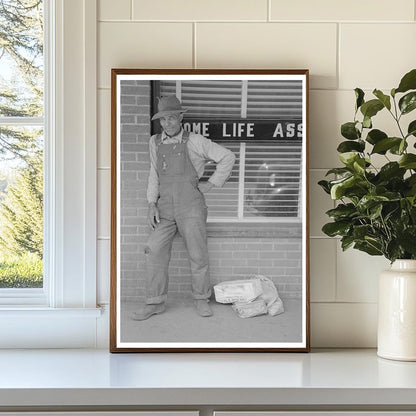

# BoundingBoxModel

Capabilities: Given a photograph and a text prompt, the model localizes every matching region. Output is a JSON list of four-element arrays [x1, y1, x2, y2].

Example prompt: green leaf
[[363, 116, 372, 129], [339, 151, 360, 166], [386, 240, 403, 263], [377, 162, 406, 181], [354, 241, 383, 256], [398, 227, 416, 255], [353, 224, 374, 240], [330, 176, 357, 199], [322, 221, 351, 237], [406, 175, 416, 196], [357, 195, 389, 212], [337, 140, 365, 153], [373, 89, 391, 110], [355, 88, 365, 110], [399, 154, 416, 169], [369, 203, 383, 220], [366, 129, 387, 145], [318, 180, 331, 194], [399, 92, 416, 115], [341, 122, 360, 140], [326, 203, 357, 220], [395, 69, 416, 94], [353, 158, 366, 174], [371, 137, 402, 155], [360, 99, 384, 119], [389, 139, 408, 155], [341, 235, 355, 251], [407, 120, 416, 137], [325, 167, 351, 176], [365, 236, 384, 252]]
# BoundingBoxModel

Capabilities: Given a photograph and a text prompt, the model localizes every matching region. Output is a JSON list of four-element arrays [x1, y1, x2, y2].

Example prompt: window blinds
[[158, 80, 303, 221]]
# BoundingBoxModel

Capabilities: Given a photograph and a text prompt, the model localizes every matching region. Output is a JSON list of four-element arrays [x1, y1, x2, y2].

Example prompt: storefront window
[[153, 80, 303, 222]]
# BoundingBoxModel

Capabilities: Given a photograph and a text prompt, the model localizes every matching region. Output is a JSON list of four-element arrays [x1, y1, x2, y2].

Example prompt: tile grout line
[[268, 0, 271, 22], [336, 22, 340, 91], [98, 19, 415, 24], [311, 301, 378, 305], [193, 22, 197, 68]]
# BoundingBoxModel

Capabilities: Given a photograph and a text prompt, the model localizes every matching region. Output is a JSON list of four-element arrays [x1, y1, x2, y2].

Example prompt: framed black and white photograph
[[110, 69, 309, 352]]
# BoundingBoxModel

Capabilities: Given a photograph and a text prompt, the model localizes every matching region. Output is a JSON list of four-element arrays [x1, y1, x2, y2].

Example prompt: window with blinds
[[155, 79, 303, 222]]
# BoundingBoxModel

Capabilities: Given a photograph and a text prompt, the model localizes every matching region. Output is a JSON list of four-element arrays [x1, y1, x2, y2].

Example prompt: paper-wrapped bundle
[[213, 278, 262, 304], [232, 299, 267, 318]]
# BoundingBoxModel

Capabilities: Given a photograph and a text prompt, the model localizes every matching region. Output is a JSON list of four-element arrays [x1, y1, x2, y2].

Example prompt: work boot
[[132, 303, 166, 321], [194, 299, 213, 317]]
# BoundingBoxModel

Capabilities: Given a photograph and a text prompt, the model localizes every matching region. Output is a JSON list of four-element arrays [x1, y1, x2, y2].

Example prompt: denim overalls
[[145, 130, 211, 304]]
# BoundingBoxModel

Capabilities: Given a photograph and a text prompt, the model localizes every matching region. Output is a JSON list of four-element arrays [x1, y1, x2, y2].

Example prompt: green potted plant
[[319, 68, 416, 361]]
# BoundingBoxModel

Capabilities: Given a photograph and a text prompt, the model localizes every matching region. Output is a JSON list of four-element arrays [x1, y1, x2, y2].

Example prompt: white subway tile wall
[[310, 239, 336, 302], [311, 303, 378, 347], [270, 0, 414, 22], [98, 22, 193, 88], [336, 246, 389, 303], [132, 0, 269, 21], [99, 0, 131, 21], [340, 24, 416, 90], [97, 0, 416, 347], [98, 90, 111, 168], [196, 23, 338, 89]]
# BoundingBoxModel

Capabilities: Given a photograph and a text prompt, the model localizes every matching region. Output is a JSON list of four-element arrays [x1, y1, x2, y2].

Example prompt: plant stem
[[390, 97, 406, 139]]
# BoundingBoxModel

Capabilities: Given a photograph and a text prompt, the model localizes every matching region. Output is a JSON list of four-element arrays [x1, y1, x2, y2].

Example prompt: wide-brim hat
[[151, 95, 188, 121]]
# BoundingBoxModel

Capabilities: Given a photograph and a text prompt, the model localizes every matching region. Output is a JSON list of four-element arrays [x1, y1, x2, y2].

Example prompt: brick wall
[[119, 80, 302, 302]]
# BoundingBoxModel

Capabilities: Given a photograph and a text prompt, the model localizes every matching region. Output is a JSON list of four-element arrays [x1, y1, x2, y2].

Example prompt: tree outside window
[[0, 0, 44, 288]]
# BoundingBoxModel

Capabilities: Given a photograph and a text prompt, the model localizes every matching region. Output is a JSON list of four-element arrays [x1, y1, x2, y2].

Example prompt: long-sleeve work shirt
[[147, 129, 236, 204]]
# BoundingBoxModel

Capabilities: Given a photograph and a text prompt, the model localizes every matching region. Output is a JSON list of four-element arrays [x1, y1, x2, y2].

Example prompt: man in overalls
[[133, 95, 235, 320]]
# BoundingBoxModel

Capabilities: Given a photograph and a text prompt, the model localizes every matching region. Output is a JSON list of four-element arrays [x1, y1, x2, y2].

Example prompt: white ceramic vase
[[378, 259, 416, 361]]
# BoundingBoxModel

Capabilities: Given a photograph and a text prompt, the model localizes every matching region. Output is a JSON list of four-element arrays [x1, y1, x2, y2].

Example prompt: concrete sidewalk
[[120, 298, 303, 344]]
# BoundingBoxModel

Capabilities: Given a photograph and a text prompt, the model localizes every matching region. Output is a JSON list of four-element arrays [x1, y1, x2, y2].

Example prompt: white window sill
[[0, 306, 102, 316], [0, 307, 105, 348]]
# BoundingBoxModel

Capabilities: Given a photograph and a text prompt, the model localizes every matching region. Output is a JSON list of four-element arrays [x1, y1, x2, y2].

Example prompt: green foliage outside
[[0, 0, 44, 288], [0, 155, 43, 258], [0, 252, 42, 288], [319, 69, 416, 263]]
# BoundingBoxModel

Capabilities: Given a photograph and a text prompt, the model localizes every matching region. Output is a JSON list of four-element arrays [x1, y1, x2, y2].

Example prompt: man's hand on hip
[[198, 181, 214, 193], [148, 203, 160, 230]]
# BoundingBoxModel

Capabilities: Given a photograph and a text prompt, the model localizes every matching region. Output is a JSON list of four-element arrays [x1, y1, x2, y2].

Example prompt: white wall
[[96, 0, 416, 347]]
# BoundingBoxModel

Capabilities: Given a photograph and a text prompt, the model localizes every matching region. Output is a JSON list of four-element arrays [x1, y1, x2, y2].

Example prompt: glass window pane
[[244, 142, 302, 218], [0, 0, 44, 117], [0, 126, 43, 288]]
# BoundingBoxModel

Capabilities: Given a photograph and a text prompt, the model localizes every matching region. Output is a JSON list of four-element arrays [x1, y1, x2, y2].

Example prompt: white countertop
[[0, 348, 416, 407]]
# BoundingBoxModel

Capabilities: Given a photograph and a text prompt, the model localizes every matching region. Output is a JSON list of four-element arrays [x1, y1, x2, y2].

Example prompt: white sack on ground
[[213, 278, 263, 304], [252, 275, 285, 316], [232, 299, 267, 318], [214, 275, 285, 318], [268, 297, 284, 316]]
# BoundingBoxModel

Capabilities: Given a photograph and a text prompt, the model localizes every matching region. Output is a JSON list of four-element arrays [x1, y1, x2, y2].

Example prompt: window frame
[[0, 0, 48, 304], [0, 0, 100, 348]]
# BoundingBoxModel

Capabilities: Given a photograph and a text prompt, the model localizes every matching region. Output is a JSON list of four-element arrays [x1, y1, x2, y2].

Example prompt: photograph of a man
[[133, 95, 235, 321]]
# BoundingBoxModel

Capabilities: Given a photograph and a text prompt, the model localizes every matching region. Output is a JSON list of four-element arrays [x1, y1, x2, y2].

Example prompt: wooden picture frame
[[110, 69, 310, 352]]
